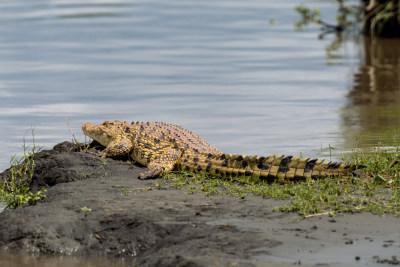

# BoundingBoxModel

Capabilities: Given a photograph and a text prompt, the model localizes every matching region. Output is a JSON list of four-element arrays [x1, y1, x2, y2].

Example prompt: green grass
[[125, 147, 400, 217], [0, 131, 47, 209]]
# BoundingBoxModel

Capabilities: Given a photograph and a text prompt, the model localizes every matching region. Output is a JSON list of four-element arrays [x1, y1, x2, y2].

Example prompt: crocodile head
[[82, 120, 127, 146]]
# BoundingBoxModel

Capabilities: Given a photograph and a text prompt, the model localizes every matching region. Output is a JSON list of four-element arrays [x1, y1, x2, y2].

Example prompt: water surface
[[0, 0, 378, 170]]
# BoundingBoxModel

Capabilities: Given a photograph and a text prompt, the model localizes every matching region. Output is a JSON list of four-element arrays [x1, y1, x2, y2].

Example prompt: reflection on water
[[341, 37, 400, 152]]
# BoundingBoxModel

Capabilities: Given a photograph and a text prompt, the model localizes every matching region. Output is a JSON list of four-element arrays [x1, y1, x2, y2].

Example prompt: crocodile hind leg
[[139, 147, 181, 179]]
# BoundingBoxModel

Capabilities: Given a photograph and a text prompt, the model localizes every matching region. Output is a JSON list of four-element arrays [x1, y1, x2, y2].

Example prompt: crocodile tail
[[178, 151, 355, 183]]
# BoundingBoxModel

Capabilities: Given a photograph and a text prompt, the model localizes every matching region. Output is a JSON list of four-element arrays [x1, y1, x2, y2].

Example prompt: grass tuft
[[0, 130, 46, 209]]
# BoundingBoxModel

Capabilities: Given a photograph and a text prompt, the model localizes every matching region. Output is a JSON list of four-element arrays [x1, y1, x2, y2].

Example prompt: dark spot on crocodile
[[215, 169, 220, 174], [245, 171, 252, 176], [331, 162, 342, 169], [278, 165, 289, 172], [220, 154, 226, 160], [281, 155, 292, 164], [197, 166, 202, 172], [257, 163, 270, 170], [205, 153, 213, 163], [304, 159, 317, 172], [259, 175, 276, 183], [236, 155, 243, 161], [183, 155, 190, 163], [277, 156, 292, 173], [257, 157, 265, 162], [193, 156, 199, 166], [154, 138, 160, 144], [240, 161, 248, 168], [222, 159, 228, 167], [206, 163, 212, 172], [124, 127, 131, 133], [115, 144, 127, 151], [153, 144, 170, 152]]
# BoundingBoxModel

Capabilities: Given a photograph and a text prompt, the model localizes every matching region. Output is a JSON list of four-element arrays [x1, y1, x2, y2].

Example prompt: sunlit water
[[1, 0, 400, 265]]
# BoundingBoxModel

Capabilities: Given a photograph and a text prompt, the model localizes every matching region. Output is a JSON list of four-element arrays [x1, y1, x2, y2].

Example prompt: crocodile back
[[130, 121, 221, 155]]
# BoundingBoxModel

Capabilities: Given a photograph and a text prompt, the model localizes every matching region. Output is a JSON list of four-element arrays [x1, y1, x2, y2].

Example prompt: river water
[[0, 0, 400, 264], [2, 0, 400, 172]]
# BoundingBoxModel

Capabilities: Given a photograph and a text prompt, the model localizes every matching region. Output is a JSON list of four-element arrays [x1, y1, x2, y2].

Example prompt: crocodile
[[82, 120, 355, 182]]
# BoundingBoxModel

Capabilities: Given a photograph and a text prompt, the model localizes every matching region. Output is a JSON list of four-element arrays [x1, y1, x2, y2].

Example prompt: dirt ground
[[0, 142, 399, 267]]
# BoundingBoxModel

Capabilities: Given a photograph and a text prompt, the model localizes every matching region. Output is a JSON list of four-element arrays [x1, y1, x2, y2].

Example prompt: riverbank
[[0, 142, 399, 266]]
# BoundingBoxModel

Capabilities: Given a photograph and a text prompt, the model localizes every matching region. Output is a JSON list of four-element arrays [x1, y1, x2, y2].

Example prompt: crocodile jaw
[[82, 122, 113, 147]]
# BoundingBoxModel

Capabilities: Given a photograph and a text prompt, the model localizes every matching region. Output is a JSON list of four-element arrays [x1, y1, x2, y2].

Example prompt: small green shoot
[[80, 206, 92, 220], [66, 118, 92, 152], [81, 159, 108, 178]]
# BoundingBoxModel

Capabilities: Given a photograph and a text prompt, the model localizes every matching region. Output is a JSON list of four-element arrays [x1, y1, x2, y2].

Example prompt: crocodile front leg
[[100, 138, 134, 157], [139, 147, 181, 179]]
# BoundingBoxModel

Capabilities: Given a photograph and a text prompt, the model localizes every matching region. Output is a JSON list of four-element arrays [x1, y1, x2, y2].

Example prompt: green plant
[[294, 0, 399, 37], [294, 4, 322, 30], [366, 1, 399, 36], [81, 159, 108, 178], [153, 180, 163, 190], [66, 118, 92, 152], [0, 130, 46, 209], [80, 206, 92, 220]]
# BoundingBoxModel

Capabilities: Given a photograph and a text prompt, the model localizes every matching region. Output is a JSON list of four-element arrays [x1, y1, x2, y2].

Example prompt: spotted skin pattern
[[82, 120, 355, 181]]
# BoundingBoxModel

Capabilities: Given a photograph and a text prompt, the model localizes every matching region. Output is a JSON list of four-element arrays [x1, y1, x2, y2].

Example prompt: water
[[342, 37, 400, 151], [0, 0, 380, 171]]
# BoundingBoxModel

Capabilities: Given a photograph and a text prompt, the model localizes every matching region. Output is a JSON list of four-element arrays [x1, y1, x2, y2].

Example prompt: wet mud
[[0, 142, 399, 266]]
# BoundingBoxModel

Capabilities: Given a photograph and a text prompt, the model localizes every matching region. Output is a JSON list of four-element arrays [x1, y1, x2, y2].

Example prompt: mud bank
[[0, 142, 399, 266]]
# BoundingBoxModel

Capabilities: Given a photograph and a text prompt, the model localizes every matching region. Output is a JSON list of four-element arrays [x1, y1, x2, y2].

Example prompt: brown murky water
[[341, 37, 400, 154]]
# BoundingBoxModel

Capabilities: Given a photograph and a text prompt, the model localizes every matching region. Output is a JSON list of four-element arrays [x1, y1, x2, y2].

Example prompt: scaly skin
[[82, 120, 355, 181]]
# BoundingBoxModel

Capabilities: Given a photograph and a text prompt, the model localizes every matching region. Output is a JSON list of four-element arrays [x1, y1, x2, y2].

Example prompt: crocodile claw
[[138, 168, 163, 180]]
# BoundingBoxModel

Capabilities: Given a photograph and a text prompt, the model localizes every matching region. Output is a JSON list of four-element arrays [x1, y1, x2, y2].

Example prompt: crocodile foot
[[138, 168, 163, 180]]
